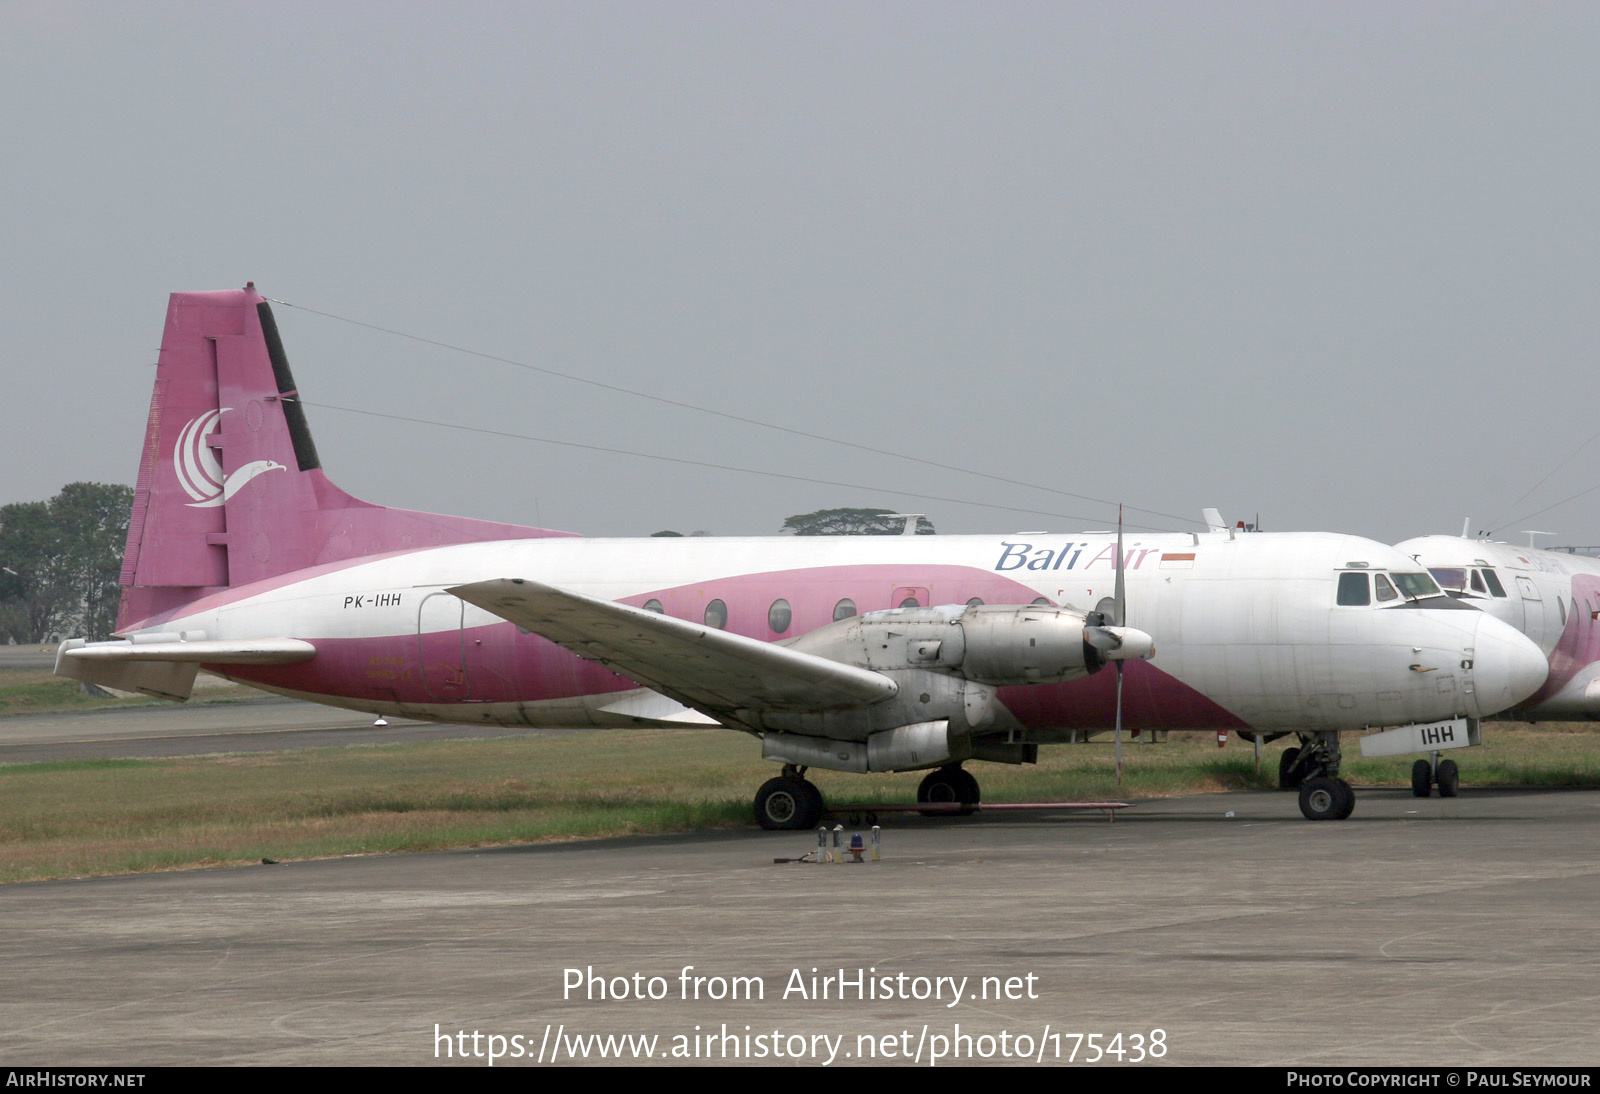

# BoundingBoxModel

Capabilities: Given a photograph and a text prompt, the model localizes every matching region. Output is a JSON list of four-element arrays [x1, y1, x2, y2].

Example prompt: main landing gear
[[1410, 752, 1460, 799], [916, 765, 980, 816], [753, 765, 825, 830], [1281, 732, 1356, 821], [751, 763, 985, 829]]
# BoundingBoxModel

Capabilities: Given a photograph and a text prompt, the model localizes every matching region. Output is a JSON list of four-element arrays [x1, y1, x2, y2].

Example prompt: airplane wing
[[448, 578, 899, 721]]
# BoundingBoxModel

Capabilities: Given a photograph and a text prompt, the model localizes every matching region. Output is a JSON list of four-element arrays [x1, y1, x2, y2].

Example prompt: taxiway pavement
[[2, 784, 1596, 1067]]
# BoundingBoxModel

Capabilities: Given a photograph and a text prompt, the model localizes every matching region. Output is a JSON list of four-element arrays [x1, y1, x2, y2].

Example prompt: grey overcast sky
[[4, 2, 1599, 545]]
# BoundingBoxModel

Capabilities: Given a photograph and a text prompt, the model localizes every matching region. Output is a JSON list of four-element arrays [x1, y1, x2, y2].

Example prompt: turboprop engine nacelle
[[761, 603, 1155, 773], [787, 602, 1154, 686]]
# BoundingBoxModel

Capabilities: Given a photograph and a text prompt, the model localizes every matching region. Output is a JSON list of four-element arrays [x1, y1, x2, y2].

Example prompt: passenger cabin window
[[1337, 572, 1370, 606], [966, 597, 984, 607], [643, 599, 664, 614], [704, 599, 727, 629], [1481, 569, 1508, 597], [1374, 574, 1399, 602], [899, 597, 920, 608], [767, 599, 792, 634], [1030, 597, 1052, 606], [832, 598, 857, 621]]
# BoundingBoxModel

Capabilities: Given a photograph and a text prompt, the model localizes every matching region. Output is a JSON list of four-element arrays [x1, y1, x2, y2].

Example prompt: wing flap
[[448, 578, 897, 716], [595, 689, 723, 725]]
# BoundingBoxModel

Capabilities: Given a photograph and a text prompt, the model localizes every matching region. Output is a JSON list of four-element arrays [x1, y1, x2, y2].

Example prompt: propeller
[[1080, 506, 1154, 784], [1114, 505, 1126, 784]]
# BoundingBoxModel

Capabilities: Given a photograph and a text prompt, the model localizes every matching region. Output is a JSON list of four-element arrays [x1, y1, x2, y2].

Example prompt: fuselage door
[[1515, 575, 1556, 652], [418, 591, 470, 700]]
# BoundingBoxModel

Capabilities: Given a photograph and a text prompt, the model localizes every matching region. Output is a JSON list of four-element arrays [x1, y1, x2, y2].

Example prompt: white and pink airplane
[[1396, 532, 1600, 795], [56, 287, 1549, 826]]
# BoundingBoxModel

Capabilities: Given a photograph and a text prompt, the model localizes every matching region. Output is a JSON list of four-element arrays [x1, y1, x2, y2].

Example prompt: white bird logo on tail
[[175, 410, 286, 507]]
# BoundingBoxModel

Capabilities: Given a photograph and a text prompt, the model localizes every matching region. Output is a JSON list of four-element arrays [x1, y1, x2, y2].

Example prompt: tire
[[1332, 778, 1356, 820], [1436, 758, 1460, 798], [1299, 776, 1355, 821], [918, 766, 980, 816], [1279, 747, 1303, 790], [753, 776, 824, 830], [1411, 758, 1433, 798]]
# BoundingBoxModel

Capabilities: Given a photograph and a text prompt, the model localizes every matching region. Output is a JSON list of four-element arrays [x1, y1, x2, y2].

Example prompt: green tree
[[0, 482, 133, 643], [780, 508, 936, 536]]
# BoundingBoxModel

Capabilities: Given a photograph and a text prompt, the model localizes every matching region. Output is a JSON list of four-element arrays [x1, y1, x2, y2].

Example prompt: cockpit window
[[1391, 572, 1443, 600], [1429, 567, 1467, 593], [1469, 570, 1487, 594], [1374, 573, 1399, 602], [1337, 572, 1370, 606], [1480, 569, 1508, 597]]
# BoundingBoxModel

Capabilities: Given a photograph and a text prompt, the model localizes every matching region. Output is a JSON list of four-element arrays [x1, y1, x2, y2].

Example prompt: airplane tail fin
[[118, 285, 573, 630]]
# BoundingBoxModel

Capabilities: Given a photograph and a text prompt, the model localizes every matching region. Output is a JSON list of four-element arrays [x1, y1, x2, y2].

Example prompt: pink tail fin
[[118, 286, 573, 629]]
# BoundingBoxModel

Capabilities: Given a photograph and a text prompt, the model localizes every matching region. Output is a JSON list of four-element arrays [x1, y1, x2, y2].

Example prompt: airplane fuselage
[[126, 529, 1545, 739]]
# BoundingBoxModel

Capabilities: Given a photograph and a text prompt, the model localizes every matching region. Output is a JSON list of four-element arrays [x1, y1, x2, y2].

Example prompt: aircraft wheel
[[1411, 759, 1433, 798], [1299, 776, 1355, 821], [917, 765, 980, 816], [753, 776, 824, 831], [1278, 747, 1302, 790], [1332, 777, 1356, 819], [1436, 759, 1460, 798]]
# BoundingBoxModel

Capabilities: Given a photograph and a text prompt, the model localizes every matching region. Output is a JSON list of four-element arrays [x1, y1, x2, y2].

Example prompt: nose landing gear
[[1410, 752, 1460, 798]]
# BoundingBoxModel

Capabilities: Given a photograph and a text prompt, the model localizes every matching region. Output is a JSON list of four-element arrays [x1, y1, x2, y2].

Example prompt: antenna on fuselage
[[1522, 530, 1557, 548], [883, 513, 925, 536]]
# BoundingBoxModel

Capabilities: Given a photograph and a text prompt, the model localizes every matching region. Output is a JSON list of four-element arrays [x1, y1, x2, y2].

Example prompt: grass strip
[[1, 724, 1597, 883], [0, 668, 263, 716]]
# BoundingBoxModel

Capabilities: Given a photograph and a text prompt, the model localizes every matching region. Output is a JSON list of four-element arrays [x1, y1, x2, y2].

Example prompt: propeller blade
[[1114, 660, 1124, 785], [1113, 504, 1126, 627], [1113, 503, 1127, 785]]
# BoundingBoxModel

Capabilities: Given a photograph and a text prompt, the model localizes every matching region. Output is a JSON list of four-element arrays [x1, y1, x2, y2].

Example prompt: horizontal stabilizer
[[55, 636, 316, 702], [448, 578, 899, 719], [59, 638, 316, 665]]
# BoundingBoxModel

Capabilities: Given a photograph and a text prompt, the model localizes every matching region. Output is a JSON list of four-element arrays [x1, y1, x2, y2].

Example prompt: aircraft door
[[418, 591, 470, 700], [1516, 576, 1551, 650]]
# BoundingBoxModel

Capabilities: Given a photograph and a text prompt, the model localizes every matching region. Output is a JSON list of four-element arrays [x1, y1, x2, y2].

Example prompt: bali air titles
[[992, 540, 1159, 573]]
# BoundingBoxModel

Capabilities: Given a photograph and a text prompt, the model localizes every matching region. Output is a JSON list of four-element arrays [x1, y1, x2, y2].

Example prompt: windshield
[[1428, 567, 1467, 593], [1391, 571, 1444, 601]]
